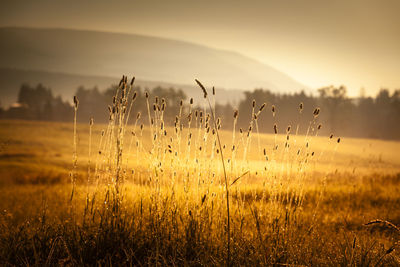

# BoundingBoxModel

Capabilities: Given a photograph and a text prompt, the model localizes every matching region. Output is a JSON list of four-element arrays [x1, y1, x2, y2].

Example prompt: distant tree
[[317, 85, 349, 135], [3, 82, 400, 141]]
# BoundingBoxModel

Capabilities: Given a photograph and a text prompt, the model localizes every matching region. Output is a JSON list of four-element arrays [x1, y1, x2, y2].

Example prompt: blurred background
[[0, 0, 399, 139]]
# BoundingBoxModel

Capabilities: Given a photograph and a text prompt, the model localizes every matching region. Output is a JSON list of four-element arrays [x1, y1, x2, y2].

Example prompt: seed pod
[[132, 91, 137, 101], [195, 79, 207, 98], [259, 103, 266, 112], [212, 86, 215, 95], [73, 96, 79, 108], [89, 117, 94, 126], [252, 100, 256, 108], [318, 124, 322, 130], [330, 134, 333, 139], [287, 125, 291, 133], [271, 105, 275, 113], [119, 76, 124, 87], [137, 112, 141, 119], [130, 76, 135, 85], [337, 138, 341, 143], [313, 108, 320, 117], [190, 98, 193, 105], [299, 102, 303, 112], [273, 124, 278, 134], [180, 99, 183, 106], [145, 91, 149, 98], [233, 110, 239, 119]]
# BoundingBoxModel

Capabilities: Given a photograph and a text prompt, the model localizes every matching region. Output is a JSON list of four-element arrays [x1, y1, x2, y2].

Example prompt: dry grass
[[0, 77, 400, 266]]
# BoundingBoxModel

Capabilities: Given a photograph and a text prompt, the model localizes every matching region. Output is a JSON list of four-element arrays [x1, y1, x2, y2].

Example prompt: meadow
[[0, 78, 399, 266]]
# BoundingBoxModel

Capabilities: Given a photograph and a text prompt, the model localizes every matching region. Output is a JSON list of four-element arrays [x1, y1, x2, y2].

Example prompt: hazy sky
[[1, 0, 399, 96]]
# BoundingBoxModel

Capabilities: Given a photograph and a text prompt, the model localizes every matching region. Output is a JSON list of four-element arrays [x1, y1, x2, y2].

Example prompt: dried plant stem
[[71, 96, 79, 202], [196, 79, 231, 267]]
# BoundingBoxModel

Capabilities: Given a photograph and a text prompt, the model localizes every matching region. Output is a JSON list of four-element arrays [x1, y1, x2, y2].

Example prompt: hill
[[0, 27, 306, 106]]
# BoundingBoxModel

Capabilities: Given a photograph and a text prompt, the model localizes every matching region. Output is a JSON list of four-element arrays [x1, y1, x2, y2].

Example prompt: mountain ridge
[[0, 27, 306, 88], [0, 27, 308, 107]]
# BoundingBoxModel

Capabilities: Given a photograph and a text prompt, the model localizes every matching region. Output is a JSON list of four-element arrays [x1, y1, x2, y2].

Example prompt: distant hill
[[0, 27, 306, 107], [0, 68, 245, 107]]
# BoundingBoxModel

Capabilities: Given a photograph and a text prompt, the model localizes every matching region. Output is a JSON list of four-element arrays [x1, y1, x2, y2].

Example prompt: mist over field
[[0, 1, 399, 266]]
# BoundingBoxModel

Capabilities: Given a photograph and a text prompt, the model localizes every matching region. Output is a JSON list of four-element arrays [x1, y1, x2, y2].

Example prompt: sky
[[1, 0, 399, 97]]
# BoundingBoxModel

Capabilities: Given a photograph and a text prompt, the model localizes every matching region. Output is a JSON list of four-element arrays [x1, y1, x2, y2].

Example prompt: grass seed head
[[195, 79, 207, 98], [313, 107, 320, 117], [73, 96, 79, 109]]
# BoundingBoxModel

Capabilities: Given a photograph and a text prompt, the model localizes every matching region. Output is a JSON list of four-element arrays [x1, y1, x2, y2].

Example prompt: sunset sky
[[1, 0, 399, 96]]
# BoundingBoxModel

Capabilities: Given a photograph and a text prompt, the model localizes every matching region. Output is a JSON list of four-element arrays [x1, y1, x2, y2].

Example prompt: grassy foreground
[[1, 99, 400, 266]]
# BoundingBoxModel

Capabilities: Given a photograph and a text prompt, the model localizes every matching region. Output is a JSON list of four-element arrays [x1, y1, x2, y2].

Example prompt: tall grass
[[66, 75, 346, 265], [6, 75, 400, 265]]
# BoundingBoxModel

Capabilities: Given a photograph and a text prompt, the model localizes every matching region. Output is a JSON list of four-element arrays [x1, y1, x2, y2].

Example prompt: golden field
[[1, 76, 400, 267], [0, 116, 400, 266]]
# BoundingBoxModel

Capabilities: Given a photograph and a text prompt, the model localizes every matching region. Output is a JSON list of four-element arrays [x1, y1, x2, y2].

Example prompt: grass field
[[1, 83, 400, 266]]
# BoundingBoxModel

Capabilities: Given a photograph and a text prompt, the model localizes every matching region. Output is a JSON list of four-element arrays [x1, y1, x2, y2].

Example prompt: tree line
[[1, 83, 399, 140]]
